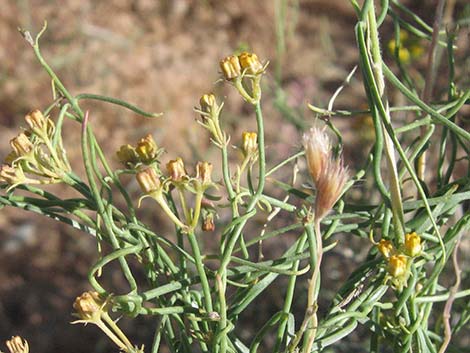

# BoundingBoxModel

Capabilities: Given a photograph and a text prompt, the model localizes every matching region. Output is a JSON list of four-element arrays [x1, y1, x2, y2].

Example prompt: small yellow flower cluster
[[116, 132, 215, 232], [387, 30, 424, 65], [219, 51, 267, 105], [0, 110, 71, 190], [116, 134, 161, 168], [377, 232, 423, 285]]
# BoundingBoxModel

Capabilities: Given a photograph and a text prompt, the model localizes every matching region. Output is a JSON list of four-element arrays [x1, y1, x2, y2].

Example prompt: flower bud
[[6, 336, 29, 353], [220, 55, 242, 80], [242, 131, 258, 157], [116, 144, 139, 167], [404, 232, 422, 257], [136, 167, 161, 194], [238, 52, 264, 75], [136, 134, 158, 164], [10, 133, 33, 156], [199, 93, 219, 120], [195, 161, 213, 186], [166, 158, 187, 182], [73, 291, 106, 323], [377, 239, 394, 259], [388, 254, 408, 278], [25, 109, 47, 131]]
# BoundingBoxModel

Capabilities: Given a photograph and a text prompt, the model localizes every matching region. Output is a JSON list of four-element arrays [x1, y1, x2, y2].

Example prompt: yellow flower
[[116, 144, 139, 167], [220, 55, 242, 80], [238, 52, 264, 75], [377, 239, 395, 259], [388, 254, 408, 278], [404, 232, 422, 257], [241, 131, 258, 157], [135, 134, 158, 164]]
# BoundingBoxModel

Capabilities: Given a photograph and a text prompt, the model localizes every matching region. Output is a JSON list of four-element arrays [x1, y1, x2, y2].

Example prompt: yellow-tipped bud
[[116, 144, 139, 167], [72, 291, 106, 323], [195, 161, 213, 186], [200, 93, 217, 115], [377, 239, 395, 259], [220, 55, 242, 80], [25, 109, 47, 131], [166, 158, 187, 182], [238, 52, 264, 75], [242, 131, 258, 157], [6, 336, 29, 353], [136, 167, 161, 194], [404, 232, 422, 257], [388, 254, 408, 278], [10, 133, 33, 157], [136, 134, 158, 164]]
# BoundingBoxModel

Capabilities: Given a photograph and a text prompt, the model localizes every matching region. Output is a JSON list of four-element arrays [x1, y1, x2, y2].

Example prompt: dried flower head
[[10, 133, 33, 157], [302, 127, 331, 184], [5, 336, 29, 353], [242, 131, 258, 158], [0, 164, 36, 189], [377, 239, 395, 259], [314, 159, 349, 221], [388, 254, 408, 278], [166, 158, 187, 182], [25, 109, 46, 130], [195, 161, 213, 187], [136, 134, 158, 164], [136, 167, 161, 194], [72, 291, 107, 324], [202, 212, 215, 232], [116, 144, 140, 167], [404, 232, 422, 257], [220, 55, 242, 80], [238, 52, 264, 75]]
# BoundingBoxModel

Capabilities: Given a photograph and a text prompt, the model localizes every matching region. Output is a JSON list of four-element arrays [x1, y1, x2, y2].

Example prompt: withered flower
[[166, 158, 187, 182], [136, 167, 161, 194], [5, 336, 29, 353]]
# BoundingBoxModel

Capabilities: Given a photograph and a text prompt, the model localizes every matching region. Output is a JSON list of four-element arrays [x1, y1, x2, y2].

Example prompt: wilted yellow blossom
[[195, 161, 213, 187], [72, 291, 107, 323], [166, 158, 187, 182], [136, 167, 161, 194], [10, 133, 33, 157]]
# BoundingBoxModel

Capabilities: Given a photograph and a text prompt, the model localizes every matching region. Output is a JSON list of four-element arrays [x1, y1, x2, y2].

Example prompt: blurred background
[[1, 1, 469, 352]]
